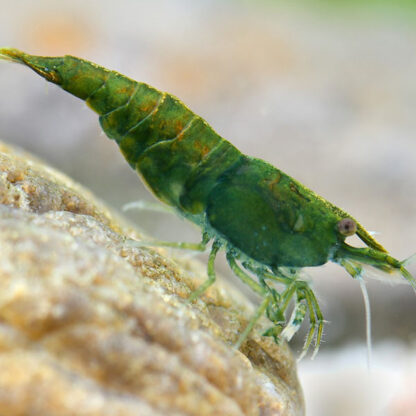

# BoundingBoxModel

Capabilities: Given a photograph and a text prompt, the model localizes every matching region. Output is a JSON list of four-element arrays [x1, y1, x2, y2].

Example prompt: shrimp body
[[1, 48, 414, 357]]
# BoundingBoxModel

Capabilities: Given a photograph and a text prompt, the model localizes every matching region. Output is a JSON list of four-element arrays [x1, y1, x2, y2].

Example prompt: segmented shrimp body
[[1, 48, 414, 358]]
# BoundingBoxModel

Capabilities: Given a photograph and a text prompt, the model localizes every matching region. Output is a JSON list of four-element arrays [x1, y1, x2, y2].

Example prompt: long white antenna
[[358, 278, 372, 369]]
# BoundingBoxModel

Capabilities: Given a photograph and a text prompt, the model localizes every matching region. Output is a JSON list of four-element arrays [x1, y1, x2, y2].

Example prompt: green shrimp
[[1, 48, 415, 359]]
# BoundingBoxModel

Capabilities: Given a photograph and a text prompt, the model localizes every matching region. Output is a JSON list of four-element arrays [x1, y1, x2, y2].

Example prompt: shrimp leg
[[188, 240, 221, 301], [127, 231, 210, 252]]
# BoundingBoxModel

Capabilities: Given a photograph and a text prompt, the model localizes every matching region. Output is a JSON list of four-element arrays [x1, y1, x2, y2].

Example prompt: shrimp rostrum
[[1, 48, 414, 358]]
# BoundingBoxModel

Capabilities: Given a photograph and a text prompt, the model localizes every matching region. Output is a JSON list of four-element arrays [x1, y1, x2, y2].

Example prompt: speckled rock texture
[[0, 141, 304, 416]]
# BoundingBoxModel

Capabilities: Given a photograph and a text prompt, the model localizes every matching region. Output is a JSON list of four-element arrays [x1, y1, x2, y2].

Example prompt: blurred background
[[0, 0, 415, 414]]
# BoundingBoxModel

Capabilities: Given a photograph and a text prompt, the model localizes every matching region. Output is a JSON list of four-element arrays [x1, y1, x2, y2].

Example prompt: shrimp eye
[[337, 218, 357, 236]]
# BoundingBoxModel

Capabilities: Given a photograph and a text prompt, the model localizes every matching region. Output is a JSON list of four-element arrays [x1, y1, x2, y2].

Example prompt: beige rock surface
[[0, 141, 304, 416]]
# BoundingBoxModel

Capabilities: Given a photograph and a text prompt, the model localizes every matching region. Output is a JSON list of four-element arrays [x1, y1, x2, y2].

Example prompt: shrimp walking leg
[[226, 254, 267, 296], [128, 239, 208, 251], [226, 255, 278, 348], [299, 286, 324, 359], [127, 231, 210, 252], [188, 241, 221, 302], [234, 294, 273, 349], [280, 298, 307, 343], [260, 269, 324, 357], [123, 200, 177, 214]]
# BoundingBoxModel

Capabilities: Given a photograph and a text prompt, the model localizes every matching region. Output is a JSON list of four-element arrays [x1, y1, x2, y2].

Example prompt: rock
[[0, 141, 304, 416]]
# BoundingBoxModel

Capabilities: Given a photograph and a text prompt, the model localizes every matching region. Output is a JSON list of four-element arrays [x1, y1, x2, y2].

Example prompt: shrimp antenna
[[358, 278, 372, 369]]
